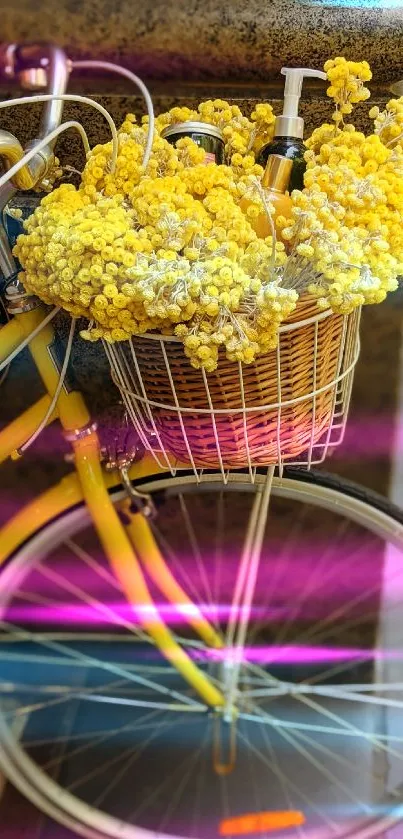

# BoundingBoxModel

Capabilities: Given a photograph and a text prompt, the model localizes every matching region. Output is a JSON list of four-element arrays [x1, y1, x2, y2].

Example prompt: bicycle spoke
[[213, 489, 225, 622], [25, 713, 171, 749], [242, 682, 403, 710], [10, 590, 58, 606], [304, 686, 403, 710], [248, 502, 310, 646], [301, 602, 403, 685], [73, 692, 204, 711], [250, 700, 372, 816], [269, 518, 352, 651], [93, 713, 197, 810], [66, 538, 123, 591], [291, 724, 364, 774], [151, 522, 206, 615], [224, 468, 274, 717], [225, 490, 262, 652], [68, 711, 181, 793], [247, 719, 262, 817], [0, 618, 202, 708], [94, 747, 148, 810], [251, 718, 305, 838], [237, 728, 337, 829], [36, 563, 148, 641], [43, 705, 164, 772], [179, 493, 219, 630], [8, 676, 134, 719], [241, 659, 403, 755], [0, 648, 178, 675], [319, 682, 403, 693], [240, 708, 403, 742], [2, 680, 184, 699], [191, 726, 209, 839], [292, 691, 403, 764], [5, 686, 100, 719], [157, 736, 206, 833], [124, 715, 208, 824], [290, 559, 403, 656]]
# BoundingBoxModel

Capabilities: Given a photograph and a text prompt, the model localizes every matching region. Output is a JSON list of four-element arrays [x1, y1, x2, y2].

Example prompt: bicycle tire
[[0, 468, 402, 839]]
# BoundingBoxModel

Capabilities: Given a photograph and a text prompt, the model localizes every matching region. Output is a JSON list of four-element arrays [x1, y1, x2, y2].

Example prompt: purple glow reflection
[[1, 594, 399, 665], [0, 411, 398, 461], [5, 539, 387, 611], [203, 644, 398, 664], [4, 602, 287, 624]]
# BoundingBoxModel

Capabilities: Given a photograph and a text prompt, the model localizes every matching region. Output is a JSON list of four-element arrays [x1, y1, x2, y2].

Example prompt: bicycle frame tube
[[0, 458, 163, 563], [10, 308, 90, 433], [0, 449, 225, 708], [0, 308, 225, 707], [73, 433, 225, 708], [124, 509, 223, 650], [0, 471, 83, 563], [0, 395, 57, 464], [0, 316, 25, 361]]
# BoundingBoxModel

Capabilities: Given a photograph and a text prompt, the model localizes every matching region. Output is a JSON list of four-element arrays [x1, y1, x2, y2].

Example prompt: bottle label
[[204, 152, 217, 165]]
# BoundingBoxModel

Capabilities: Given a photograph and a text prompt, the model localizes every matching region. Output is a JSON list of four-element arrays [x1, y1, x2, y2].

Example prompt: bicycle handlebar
[[0, 43, 70, 200], [0, 45, 156, 290], [0, 43, 70, 285]]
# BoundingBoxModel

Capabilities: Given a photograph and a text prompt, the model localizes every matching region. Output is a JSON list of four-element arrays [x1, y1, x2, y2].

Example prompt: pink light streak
[[203, 644, 398, 665], [4, 602, 287, 624]]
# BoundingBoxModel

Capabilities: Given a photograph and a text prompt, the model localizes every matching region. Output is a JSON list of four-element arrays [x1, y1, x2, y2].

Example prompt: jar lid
[[161, 121, 224, 142]]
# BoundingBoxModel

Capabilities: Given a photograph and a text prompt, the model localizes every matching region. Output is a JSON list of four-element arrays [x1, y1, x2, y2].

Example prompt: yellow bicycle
[[1, 42, 403, 839]]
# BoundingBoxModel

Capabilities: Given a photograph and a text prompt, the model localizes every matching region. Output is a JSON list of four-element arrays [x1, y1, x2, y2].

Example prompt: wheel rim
[[1, 476, 403, 839]]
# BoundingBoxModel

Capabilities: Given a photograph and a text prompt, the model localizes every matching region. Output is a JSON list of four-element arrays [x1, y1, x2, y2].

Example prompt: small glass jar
[[161, 121, 225, 165]]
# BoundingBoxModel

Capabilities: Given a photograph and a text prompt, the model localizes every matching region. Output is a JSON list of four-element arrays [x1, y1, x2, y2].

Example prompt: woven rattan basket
[[107, 297, 360, 471]]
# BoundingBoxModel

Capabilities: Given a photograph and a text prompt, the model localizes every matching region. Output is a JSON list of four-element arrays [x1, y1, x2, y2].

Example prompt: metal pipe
[[0, 225, 16, 278], [38, 46, 70, 139], [0, 183, 16, 216], [0, 44, 70, 200]]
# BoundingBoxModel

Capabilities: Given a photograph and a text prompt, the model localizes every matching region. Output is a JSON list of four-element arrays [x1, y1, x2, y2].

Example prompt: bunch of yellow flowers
[[324, 56, 372, 123], [15, 108, 293, 371], [14, 59, 403, 370], [280, 58, 402, 313]]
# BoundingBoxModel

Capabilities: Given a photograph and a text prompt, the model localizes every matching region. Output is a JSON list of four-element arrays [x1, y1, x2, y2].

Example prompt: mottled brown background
[[0, 0, 402, 85]]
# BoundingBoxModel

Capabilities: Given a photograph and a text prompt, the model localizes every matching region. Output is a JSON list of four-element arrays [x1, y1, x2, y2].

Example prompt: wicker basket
[[106, 297, 360, 472]]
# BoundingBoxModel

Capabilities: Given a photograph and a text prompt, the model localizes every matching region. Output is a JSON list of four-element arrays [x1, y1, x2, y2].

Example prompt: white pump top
[[274, 67, 327, 140]]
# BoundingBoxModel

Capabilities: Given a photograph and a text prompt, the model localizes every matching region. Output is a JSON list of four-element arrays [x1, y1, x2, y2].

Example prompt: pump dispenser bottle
[[257, 67, 327, 191]]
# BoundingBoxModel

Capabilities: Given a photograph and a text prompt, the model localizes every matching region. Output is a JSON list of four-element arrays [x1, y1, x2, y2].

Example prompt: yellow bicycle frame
[[0, 303, 224, 708]]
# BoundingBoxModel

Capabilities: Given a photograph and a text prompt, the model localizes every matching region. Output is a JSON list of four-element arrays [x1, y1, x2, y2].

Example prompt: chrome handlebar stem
[[2, 43, 70, 141], [35, 45, 71, 140], [0, 43, 70, 293]]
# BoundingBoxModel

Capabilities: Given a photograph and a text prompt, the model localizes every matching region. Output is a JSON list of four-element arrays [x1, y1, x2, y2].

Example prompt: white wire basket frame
[[104, 306, 361, 484]]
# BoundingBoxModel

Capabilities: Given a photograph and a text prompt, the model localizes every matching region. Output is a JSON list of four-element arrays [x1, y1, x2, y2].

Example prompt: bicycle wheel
[[1, 467, 403, 839]]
